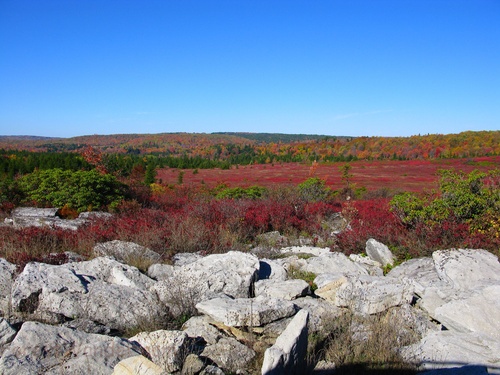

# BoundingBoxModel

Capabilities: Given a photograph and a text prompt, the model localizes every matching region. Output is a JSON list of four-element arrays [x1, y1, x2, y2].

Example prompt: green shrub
[[298, 177, 331, 202], [18, 168, 126, 212]]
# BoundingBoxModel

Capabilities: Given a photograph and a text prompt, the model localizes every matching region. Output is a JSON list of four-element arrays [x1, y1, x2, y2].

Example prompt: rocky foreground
[[0, 215, 499, 374]]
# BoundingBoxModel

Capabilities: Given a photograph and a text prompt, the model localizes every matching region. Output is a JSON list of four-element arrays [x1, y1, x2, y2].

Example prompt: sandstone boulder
[[261, 309, 309, 375], [196, 296, 297, 327], [93, 240, 162, 265], [254, 279, 310, 301], [365, 238, 394, 267], [0, 321, 141, 374]]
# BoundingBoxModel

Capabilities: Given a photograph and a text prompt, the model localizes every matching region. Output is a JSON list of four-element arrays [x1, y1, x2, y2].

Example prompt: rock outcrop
[[0, 238, 499, 374]]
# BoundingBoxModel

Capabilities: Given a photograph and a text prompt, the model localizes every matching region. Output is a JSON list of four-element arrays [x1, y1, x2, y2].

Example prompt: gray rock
[[172, 252, 203, 266], [182, 315, 222, 345], [293, 296, 342, 334], [432, 249, 500, 291], [93, 240, 162, 264], [365, 238, 394, 267], [78, 211, 113, 220], [261, 309, 309, 375], [433, 284, 500, 340], [130, 330, 190, 373], [0, 318, 16, 356], [12, 207, 59, 217], [11, 258, 165, 332], [349, 254, 383, 276], [196, 296, 297, 327], [254, 279, 310, 301], [147, 263, 174, 281], [200, 365, 225, 375], [401, 331, 500, 374], [112, 355, 167, 375], [258, 259, 288, 281], [61, 318, 112, 335], [153, 251, 260, 312], [0, 258, 16, 316], [315, 274, 414, 315], [387, 257, 446, 296], [280, 246, 331, 257], [201, 337, 255, 374], [0, 321, 141, 374], [182, 353, 206, 375], [302, 252, 368, 276]]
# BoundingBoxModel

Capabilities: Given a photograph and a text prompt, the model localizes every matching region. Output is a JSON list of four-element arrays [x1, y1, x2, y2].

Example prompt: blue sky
[[0, 0, 499, 138]]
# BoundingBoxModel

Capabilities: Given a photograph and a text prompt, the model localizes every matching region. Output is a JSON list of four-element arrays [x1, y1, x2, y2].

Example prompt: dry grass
[[311, 309, 419, 375]]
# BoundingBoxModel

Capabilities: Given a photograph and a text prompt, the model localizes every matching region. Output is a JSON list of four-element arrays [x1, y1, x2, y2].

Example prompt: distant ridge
[[211, 132, 344, 143]]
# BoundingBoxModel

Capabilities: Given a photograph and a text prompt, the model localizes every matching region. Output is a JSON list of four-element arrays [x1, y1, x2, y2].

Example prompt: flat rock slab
[[302, 252, 368, 277], [196, 296, 297, 327], [130, 330, 189, 373], [433, 284, 500, 340], [94, 240, 162, 264], [365, 238, 394, 267], [432, 249, 500, 291], [261, 309, 309, 375], [112, 355, 167, 375], [0, 321, 141, 375], [254, 279, 310, 300], [401, 331, 500, 374], [201, 337, 256, 374], [315, 274, 414, 315]]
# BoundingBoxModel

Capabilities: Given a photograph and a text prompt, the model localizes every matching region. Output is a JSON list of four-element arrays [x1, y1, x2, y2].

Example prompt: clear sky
[[0, 0, 499, 138]]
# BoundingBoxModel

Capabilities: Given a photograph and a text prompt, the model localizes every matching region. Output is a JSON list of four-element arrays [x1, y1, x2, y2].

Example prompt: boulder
[[401, 331, 500, 374], [10, 258, 166, 332], [261, 309, 309, 375], [365, 238, 394, 267], [93, 240, 162, 264], [181, 354, 206, 375], [0, 258, 17, 315], [0, 318, 16, 356], [258, 259, 287, 281], [171, 252, 203, 266], [302, 252, 368, 276], [153, 251, 260, 312], [112, 355, 167, 375], [349, 254, 383, 276], [387, 257, 446, 296], [147, 263, 174, 281], [315, 274, 414, 315], [201, 337, 255, 374], [293, 296, 342, 334], [254, 279, 310, 301], [280, 246, 331, 257], [196, 296, 297, 327], [0, 321, 141, 374], [182, 315, 223, 345], [433, 284, 500, 340], [432, 249, 500, 291], [130, 330, 190, 373]]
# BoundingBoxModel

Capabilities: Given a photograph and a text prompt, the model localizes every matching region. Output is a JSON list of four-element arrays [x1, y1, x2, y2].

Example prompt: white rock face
[[349, 254, 383, 276], [10, 258, 165, 331], [432, 249, 500, 291], [261, 309, 309, 375], [387, 257, 446, 296], [258, 259, 288, 281], [201, 337, 256, 374], [0, 321, 141, 375], [0, 258, 17, 315], [302, 252, 368, 276], [129, 330, 189, 373], [112, 355, 167, 375], [94, 240, 162, 264], [147, 263, 174, 281], [365, 238, 394, 267], [196, 296, 297, 327], [280, 246, 331, 257], [182, 315, 222, 345], [0, 318, 16, 355], [293, 296, 342, 333], [433, 284, 500, 340], [153, 251, 260, 311], [315, 274, 414, 315], [401, 331, 500, 374], [254, 279, 310, 300]]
